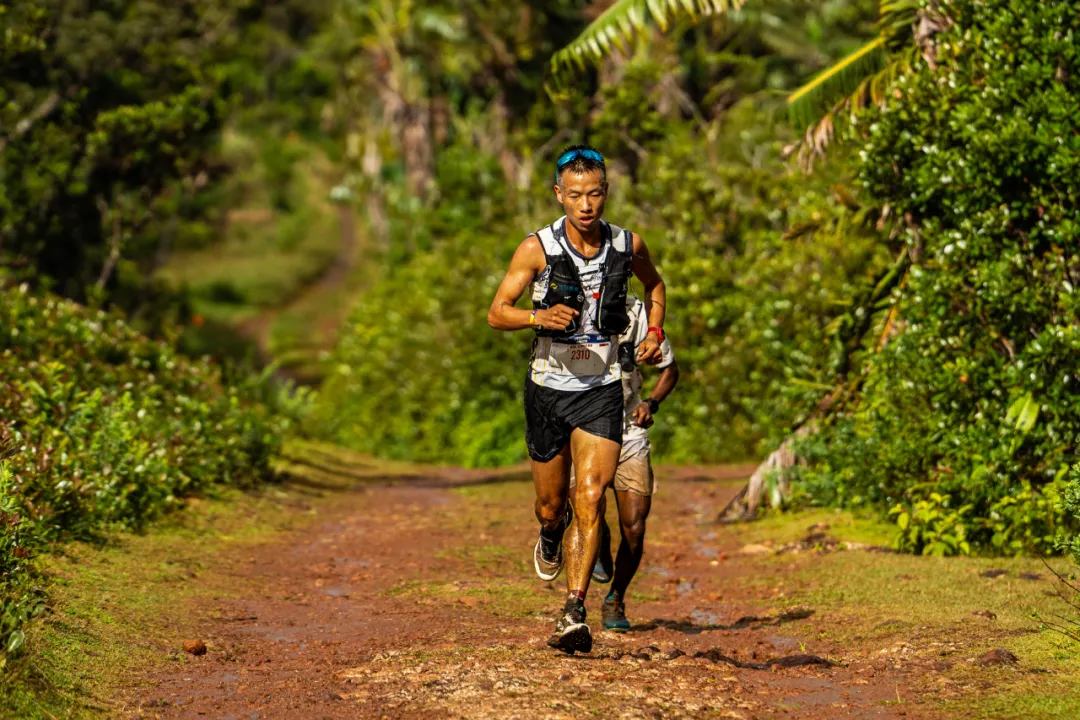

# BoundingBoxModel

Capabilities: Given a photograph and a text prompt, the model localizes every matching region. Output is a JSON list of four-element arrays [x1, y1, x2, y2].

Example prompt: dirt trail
[[236, 203, 360, 382], [124, 468, 947, 720]]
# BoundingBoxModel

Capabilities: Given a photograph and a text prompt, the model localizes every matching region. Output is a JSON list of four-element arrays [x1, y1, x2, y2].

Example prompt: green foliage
[[801, 0, 1080, 553], [889, 493, 971, 556], [313, 0, 891, 466], [311, 148, 533, 467], [0, 0, 334, 318], [548, 0, 746, 78], [0, 286, 293, 665], [612, 105, 888, 460]]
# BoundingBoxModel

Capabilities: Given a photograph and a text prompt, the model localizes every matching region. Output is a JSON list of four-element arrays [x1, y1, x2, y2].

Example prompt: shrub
[[0, 285, 291, 663], [801, 0, 1080, 553]]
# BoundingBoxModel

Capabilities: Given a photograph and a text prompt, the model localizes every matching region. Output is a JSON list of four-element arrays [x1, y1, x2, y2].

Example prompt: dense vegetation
[[315, 0, 1080, 559], [4, 0, 1080, 675], [801, 0, 1080, 556], [0, 0, 323, 666], [0, 286, 298, 664], [313, 0, 890, 465]]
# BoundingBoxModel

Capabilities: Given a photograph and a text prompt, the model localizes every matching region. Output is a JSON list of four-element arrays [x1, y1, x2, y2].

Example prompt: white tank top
[[529, 217, 623, 392]]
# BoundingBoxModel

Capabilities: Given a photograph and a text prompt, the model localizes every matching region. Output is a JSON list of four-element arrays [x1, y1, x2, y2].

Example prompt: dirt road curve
[[128, 474, 927, 719]]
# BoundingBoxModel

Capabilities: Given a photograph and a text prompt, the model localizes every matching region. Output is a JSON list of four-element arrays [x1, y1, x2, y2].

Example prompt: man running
[[571, 295, 678, 632], [487, 145, 667, 653]]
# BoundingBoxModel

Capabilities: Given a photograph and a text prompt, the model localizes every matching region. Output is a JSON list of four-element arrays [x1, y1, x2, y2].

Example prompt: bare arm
[[631, 360, 680, 428], [488, 236, 579, 331], [649, 360, 680, 404], [631, 233, 666, 364]]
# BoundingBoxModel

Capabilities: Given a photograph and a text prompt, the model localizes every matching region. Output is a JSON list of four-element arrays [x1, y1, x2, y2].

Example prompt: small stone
[[664, 649, 686, 660], [980, 569, 1007, 579], [972, 610, 997, 620], [1018, 572, 1043, 581], [740, 544, 773, 556], [558, 673, 573, 681], [978, 649, 1019, 666], [183, 639, 207, 656]]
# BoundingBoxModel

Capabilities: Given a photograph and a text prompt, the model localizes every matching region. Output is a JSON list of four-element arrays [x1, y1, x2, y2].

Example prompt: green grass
[[723, 506, 1080, 717]]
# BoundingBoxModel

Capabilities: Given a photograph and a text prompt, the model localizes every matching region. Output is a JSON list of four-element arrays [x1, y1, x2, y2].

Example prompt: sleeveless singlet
[[529, 217, 625, 392]]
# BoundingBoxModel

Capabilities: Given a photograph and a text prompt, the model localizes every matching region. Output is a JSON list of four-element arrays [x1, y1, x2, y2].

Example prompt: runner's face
[[554, 170, 607, 236]]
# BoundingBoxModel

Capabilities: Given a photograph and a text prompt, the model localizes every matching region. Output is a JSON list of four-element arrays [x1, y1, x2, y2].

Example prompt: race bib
[[550, 339, 614, 376]]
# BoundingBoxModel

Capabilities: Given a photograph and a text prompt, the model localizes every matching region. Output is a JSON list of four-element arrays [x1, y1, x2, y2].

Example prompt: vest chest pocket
[[549, 339, 615, 376]]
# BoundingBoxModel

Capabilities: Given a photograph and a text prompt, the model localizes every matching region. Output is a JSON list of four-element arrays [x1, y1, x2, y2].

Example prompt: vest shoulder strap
[[607, 223, 632, 254], [535, 225, 563, 257]]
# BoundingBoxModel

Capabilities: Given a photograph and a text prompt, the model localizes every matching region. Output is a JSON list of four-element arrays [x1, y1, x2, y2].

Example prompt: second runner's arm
[[630, 233, 666, 364], [632, 360, 680, 428], [487, 236, 579, 331]]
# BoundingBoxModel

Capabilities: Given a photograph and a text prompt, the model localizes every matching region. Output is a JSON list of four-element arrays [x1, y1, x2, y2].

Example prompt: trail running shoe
[[591, 521, 613, 584], [602, 594, 631, 632], [534, 506, 571, 582], [547, 601, 593, 654], [534, 531, 563, 581]]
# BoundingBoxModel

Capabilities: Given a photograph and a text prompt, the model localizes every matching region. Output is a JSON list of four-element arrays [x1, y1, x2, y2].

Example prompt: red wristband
[[648, 326, 664, 342]]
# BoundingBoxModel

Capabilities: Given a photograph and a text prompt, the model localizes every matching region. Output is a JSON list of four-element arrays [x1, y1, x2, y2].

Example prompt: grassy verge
[[728, 507, 1080, 718]]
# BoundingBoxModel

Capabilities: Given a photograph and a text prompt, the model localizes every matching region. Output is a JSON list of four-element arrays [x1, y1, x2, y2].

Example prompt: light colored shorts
[[569, 448, 656, 496]]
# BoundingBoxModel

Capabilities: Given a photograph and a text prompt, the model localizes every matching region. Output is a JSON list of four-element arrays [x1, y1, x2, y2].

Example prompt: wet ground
[[124, 472, 951, 719]]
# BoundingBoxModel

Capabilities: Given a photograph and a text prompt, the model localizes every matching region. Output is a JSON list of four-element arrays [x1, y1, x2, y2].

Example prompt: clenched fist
[[535, 304, 579, 331]]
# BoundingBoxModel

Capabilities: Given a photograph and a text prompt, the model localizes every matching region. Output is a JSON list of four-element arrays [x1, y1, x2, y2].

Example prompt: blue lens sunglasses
[[555, 148, 605, 181]]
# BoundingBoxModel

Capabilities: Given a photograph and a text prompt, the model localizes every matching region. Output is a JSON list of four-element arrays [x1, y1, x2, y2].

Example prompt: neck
[[563, 217, 602, 251]]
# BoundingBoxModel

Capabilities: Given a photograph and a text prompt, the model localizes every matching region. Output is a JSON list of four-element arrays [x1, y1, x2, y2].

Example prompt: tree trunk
[[403, 102, 433, 200]]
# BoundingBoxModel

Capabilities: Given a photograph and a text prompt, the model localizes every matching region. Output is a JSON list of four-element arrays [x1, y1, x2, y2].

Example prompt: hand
[[631, 401, 654, 429], [536, 304, 579, 331], [636, 332, 663, 365]]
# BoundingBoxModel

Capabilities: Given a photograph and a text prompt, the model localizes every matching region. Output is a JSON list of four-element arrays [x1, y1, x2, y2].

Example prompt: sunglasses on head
[[556, 148, 605, 175]]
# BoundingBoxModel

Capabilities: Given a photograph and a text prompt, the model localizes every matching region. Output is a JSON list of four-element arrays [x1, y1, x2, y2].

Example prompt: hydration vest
[[531, 218, 633, 340]]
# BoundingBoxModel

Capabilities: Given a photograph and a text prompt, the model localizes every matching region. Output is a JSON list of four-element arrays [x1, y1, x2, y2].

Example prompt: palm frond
[[796, 45, 919, 169], [549, 0, 745, 78], [878, 0, 920, 48], [786, 38, 887, 130]]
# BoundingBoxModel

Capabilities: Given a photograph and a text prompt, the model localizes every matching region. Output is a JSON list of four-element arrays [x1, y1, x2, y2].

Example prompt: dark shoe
[[602, 594, 631, 632], [591, 521, 613, 584], [547, 601, 593, 654]]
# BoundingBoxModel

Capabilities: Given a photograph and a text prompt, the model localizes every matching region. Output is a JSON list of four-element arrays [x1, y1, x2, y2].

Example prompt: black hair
[[556, 143, 607, 186]]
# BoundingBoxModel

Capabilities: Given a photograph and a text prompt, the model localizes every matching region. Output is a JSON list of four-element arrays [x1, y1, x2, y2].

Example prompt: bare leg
[[531, 445, 572, 531], [610, 488, 652, 599], [564, 430, 620, 598]]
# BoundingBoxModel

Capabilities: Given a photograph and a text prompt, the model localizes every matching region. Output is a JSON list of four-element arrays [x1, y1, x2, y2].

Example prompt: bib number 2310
[[553, 341, 612, 375]]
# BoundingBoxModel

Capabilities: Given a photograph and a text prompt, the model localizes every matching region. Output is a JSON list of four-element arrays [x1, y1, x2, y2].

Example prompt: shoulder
[[512, 234, 546, 269], [631, 232, 646, 254]]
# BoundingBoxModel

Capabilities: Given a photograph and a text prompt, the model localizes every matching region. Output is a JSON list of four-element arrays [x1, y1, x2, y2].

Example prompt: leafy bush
[[312, 148, 535, 467], [890, 494, 972, 557], [799, 0, 1080, 553], [0, 285, 291, 665]]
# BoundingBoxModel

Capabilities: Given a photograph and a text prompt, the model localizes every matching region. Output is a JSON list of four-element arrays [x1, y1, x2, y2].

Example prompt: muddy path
[[122, 469, 955, 720]]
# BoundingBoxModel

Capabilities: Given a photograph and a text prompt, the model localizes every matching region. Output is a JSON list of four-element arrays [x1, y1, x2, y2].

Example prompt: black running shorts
[[524, 376, 623, 462]]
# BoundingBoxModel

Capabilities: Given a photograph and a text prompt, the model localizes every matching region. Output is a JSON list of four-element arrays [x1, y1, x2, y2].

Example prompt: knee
[[535, 496, 566, 527], [576, 478, 606, 508], [621, 517, 647, 549]]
